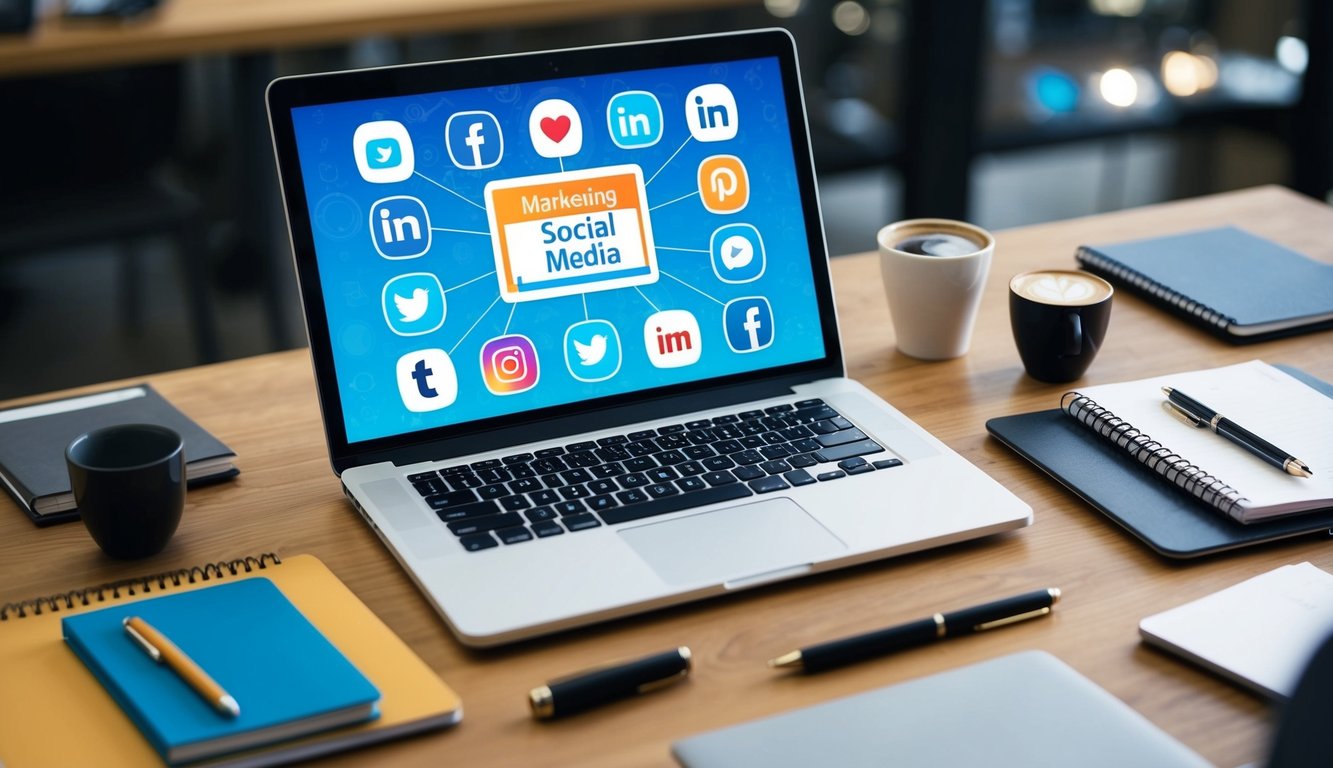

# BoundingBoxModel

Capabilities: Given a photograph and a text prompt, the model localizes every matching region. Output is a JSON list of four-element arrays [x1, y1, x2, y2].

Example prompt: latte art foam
[[1011, 271, 1111, 306]]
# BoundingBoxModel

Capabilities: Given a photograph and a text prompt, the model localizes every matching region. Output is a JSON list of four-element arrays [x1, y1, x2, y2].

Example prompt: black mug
[[1009, 270, 1113, 383], [66, 423, 185, 559]]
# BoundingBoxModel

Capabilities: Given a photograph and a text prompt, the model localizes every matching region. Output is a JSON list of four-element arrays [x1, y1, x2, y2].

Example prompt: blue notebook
[[62, 578, 380, 765], [1075, 226, 1333, 342]]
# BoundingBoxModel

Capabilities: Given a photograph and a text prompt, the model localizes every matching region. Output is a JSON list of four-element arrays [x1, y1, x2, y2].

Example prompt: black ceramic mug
[[1009, 270, 1114, 383], [66, 423, 185, 559]]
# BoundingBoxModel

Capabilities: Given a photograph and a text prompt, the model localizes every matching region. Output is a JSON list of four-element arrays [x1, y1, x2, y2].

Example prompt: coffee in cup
[[1009, 270, 1113, 382], [878, 219, 994, 361]]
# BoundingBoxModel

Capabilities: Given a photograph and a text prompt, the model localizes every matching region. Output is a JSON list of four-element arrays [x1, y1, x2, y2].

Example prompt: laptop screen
[[274, 32, 839, 455]]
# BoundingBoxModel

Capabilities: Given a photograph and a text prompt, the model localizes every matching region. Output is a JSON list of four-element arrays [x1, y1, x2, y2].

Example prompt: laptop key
[[471, 459, 502, 471], [500, 496, 532, 511], [657, 424, 685, 434], [558, 484, 591, 500], [677, 461, 705, 477], [447, 511, 522, 536], [814, 440, 885, 464], [509, 463, 536, 479], [600, 482, 754, 525], [597, 435, 629, 446], [647, 483, 680, 499], [478, 483, 509, 500], [530, 489, 560, 505], [873, 458, 904, 469], [685, 419, 712, 429], [791, 438, 821, 453], [761, 459, 793, 475], [587, 494, 618, 511], [677, 476, 707, 493], [433, 500, 501, 521], [733, 449, 764, 465], [713, 413, 742, 424], [703, 455, 736, 471], [565, 451, 600, 468], [809, 420, 840, 435], [788, 453, 818, 468], [749, 476, 790, 494], [412, 478, 448, 497], [655, 449, 687, 465], [838, 457, 869, 470], [525, 506, 558, 522], [684, 445, 715, 459], [760, 444, 792, 460], [566, 441, 597, 453], [626, 440, 658, 457], [846, 463, 875, 475], [817, 470, 846, 481], [476, 467, 512, 484], [561, 468, 593, 484], [510, 477, 542, 495], [535, 446, 566, 458], [502, 452, 534, 465], [817, 428, 868, 448], [532, 520, 564, 538], [588, 479, 617, 495], [733, 465, 766, 481], [532, 457, 569, 475], [423, 489, 479, 509], [628, 430, 656, 441], [831, 417, 855, 430], [563, 513, 602, 532], [447, 473, 484, 490], [784, 469, 817, 487], [555, 500, 587, 516], [702, 471, 738, 486], [647, 467, 679, 483], [596, 445, 630, 462], [591, 462, 626, 478], [619, 472, 650, 488], [460, 533, 498, 552], [497, 526, 534, 545], [713, 439, 743, 455], [407, 470, 440, 483], [616, 488, 649, 505], [794, 398, 825, 408]]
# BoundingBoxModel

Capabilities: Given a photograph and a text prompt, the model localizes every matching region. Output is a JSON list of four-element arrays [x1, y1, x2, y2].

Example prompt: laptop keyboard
[[405, 398, 902, 552]]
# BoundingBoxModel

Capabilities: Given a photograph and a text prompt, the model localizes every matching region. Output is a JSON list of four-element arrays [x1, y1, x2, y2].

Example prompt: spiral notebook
[[0, 554, 461, 767], [1075, 226, 1333, 342], [987, 363, 1333, 557]]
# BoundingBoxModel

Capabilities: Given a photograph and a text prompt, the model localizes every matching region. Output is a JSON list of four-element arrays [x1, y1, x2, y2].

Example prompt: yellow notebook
[[0, 553, 462, 767]]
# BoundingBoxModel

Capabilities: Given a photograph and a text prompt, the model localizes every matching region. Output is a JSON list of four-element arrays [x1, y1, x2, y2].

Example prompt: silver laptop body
[[268, 29, 1031, 647]]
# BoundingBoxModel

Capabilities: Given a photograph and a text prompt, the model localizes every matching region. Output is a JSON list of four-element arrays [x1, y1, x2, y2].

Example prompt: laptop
[[266, 29, 1031, 647]]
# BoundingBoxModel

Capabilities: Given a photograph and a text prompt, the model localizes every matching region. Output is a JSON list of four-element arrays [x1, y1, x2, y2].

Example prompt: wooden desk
[[0, 0, 756, 79], [2, 185, 1330, 766]]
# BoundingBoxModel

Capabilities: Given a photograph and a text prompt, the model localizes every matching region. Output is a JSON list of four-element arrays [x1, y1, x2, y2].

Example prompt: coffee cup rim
[[1009, 269, 1114, 305], [877, 218, 994, 260], [66, 423, 184, 473]]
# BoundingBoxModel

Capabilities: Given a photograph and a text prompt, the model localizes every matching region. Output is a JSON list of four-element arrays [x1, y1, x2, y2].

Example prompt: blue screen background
[[290, 56, 827, 444]]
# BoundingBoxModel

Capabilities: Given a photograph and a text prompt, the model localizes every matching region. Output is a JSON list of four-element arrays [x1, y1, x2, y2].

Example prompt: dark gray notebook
[[1076, 226, 1333, 342], [986, 366, 1333, 558], [672, 652, 1210, 768], [0, 385, 237, 526]]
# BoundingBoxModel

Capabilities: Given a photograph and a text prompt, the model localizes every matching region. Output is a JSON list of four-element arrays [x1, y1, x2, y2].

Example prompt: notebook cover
[[62, 579, 380, 764], [0, 554, 462, 767], [0, 384, 238, 526], [672, 651, 1210, 768], [985, 366, 1333, 558], [1078, 226, 1333, 343]]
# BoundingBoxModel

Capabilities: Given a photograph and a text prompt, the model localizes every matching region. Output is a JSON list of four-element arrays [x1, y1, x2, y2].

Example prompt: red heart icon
[[540, 115, 571, 143]]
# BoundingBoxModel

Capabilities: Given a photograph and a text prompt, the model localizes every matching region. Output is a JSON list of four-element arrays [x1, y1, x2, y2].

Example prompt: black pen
[[1162, 387, 1313, 478], [529, 646, 691, 719], [768, 588, 1060, 673]]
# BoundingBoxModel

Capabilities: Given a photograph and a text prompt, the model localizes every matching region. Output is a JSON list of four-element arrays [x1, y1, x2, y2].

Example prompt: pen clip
[[122, 618, 162, 662], [1162, 400, 1204, 428], [973, 606, 1051, 632]]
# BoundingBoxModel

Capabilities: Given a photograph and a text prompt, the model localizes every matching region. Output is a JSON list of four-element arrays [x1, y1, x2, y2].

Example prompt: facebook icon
[[445, 111, 503, 170], [723, 296, 774, 354]]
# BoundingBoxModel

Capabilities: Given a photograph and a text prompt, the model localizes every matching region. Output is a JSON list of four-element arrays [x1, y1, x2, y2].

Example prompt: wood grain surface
[[2, 185, 1331, 767], [0, 0, 757, 79]]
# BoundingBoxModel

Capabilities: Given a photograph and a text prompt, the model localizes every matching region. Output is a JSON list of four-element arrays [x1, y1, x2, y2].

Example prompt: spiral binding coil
[[0, 553, 280, 621], [1060, 392, 1247, 518], [1075, 247, 1236, 331]]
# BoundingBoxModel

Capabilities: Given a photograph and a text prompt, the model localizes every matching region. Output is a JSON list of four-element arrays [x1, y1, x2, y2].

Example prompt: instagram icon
[[480, 334, 540, 395]]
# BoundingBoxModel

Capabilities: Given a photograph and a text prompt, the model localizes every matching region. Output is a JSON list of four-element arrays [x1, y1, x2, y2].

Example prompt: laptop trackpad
[[619, 499, 846, 587]]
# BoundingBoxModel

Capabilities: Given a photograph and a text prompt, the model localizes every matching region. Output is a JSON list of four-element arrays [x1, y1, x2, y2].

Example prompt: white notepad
[[1139, 562, 1333, 699]]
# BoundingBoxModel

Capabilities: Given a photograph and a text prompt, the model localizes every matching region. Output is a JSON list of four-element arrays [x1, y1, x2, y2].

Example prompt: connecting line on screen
[[634, 287, 660, 313], [656, 246, 708, 254], [502, 301, 518, 335], [559, 157, 565, 173], [646, 136, 692, 186], [413, 172, 487, 211], [444, 271, 496, 293], [449, 295, 503, 356], [661, 270, 724, 305], [581, 293, 589, 322], [431, 227, 491, 236], [649, 191, 699, 212]]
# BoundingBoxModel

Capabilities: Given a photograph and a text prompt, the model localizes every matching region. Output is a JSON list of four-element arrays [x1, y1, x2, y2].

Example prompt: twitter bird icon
[[382, 273, 446, 336], [565, 320, 621, 382], [395, 288, 430, 322]]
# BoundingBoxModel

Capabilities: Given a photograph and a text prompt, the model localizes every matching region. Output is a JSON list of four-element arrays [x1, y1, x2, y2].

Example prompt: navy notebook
[[986, 366, 1333, 559], [62, 578, 380, 765], [1075, 226, 1333, 342]]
